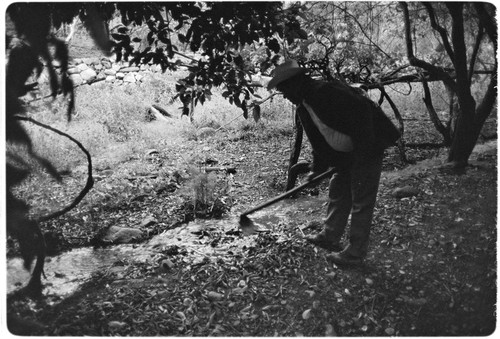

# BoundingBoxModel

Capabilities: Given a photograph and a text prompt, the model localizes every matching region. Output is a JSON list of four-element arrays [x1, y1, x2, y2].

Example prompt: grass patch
[[20, 73, 296, 172]]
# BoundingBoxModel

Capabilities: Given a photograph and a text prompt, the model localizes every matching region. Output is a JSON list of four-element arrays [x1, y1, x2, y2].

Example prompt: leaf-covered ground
[[6, 127, 497, 336]]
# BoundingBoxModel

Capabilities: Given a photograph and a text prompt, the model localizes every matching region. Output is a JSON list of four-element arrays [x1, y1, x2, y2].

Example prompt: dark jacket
[[298, 78, 400, 172]]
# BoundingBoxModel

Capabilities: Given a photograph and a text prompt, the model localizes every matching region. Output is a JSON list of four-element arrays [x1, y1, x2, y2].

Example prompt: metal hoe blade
[[238, 168, 335, 232]]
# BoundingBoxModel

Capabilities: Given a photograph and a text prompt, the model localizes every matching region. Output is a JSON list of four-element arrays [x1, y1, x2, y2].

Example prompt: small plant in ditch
[[177, 168, 231, 221]]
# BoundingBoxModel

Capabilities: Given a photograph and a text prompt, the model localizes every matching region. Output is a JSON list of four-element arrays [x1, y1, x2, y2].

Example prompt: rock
[[96, 71, 106, 81], [160, 259, 175, 271], [69, 74, 83, 86], [80, 68, 97, 82], [385, 327, 395, 335], [120, 66, 140, 73], [183, 298, 193, 306], [139, 72, 154, 83], [67, 67, 80, 74], [301, 309, 312, 320], [232, 286, 247, 295], [93, 174, 107, 182], [207, 291, 224, 301], [146, 149, 159, 156], [104, 69, 116, 76], [116, 72, 125, 79], [192, 256, 208, 266], [325, 324, 336, 336], [175, 311, 186, 321], [101, 58, 112, 69], [100, 169, 114, 176], [123, 73, 136, 83], [86, 57, 101, 65], [102, 226, 143, 244], [105, 75, 115, 82], [140, 216, 158, 227], [76, 63, 89, 72], [108, 321, 127, 329], [393, 185, 420, 199], [325, 272, 337, 279]]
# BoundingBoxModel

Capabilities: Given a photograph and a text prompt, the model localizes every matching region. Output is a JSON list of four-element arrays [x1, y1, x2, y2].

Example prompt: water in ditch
[[7, 195, 325, 297]]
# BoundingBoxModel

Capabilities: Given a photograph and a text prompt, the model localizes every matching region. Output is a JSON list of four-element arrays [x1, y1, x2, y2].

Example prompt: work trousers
[[324, 152, 384, 258]]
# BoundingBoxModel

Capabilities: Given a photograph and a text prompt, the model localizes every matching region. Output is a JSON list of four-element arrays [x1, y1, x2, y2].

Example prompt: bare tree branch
[[422, 2, 455, 60], [473, 3, 497, 50], [378, 87, 408, 163], [14, 116, 94, 223], [333, 3, 392, 59], [399, 2, 456, 91], [446, 3, 475, 103], [468, 23, 484, 83]]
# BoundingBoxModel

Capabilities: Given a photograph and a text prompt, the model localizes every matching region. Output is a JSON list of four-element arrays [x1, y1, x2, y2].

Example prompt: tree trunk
[[422, 79, 451, 145], [447, 108, 482, 166], [448, 70, 496, 166], [446, 3, 481, 167], [399, 2, 497, 167]]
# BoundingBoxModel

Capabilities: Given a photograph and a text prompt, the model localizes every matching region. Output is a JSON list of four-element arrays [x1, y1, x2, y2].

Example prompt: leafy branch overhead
[[6, 2, 113, 294], [110, 2, 307, 117], [4, 2, 307, 294]]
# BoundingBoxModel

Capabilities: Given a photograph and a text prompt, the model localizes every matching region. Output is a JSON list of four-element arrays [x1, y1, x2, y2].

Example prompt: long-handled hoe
[[238, 168, 336, 233]]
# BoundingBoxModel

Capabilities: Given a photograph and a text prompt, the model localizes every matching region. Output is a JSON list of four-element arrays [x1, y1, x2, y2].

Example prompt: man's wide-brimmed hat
[[267, 59, 307, 90]]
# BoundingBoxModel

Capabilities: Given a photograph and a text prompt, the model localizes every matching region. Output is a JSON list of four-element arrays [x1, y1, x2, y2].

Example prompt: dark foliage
[[6, 2, 110, 294], [111, 2, 305, 117]]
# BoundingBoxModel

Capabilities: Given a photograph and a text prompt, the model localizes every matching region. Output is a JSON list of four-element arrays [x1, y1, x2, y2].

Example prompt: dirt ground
[[6, 131, 497, 336]]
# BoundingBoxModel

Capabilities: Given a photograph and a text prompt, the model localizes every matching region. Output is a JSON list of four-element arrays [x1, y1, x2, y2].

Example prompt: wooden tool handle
[[240, 168, 335, 217]]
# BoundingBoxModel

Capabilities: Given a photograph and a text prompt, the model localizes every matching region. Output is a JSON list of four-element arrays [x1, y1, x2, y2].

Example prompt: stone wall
[[65, 56, 167, 86]]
